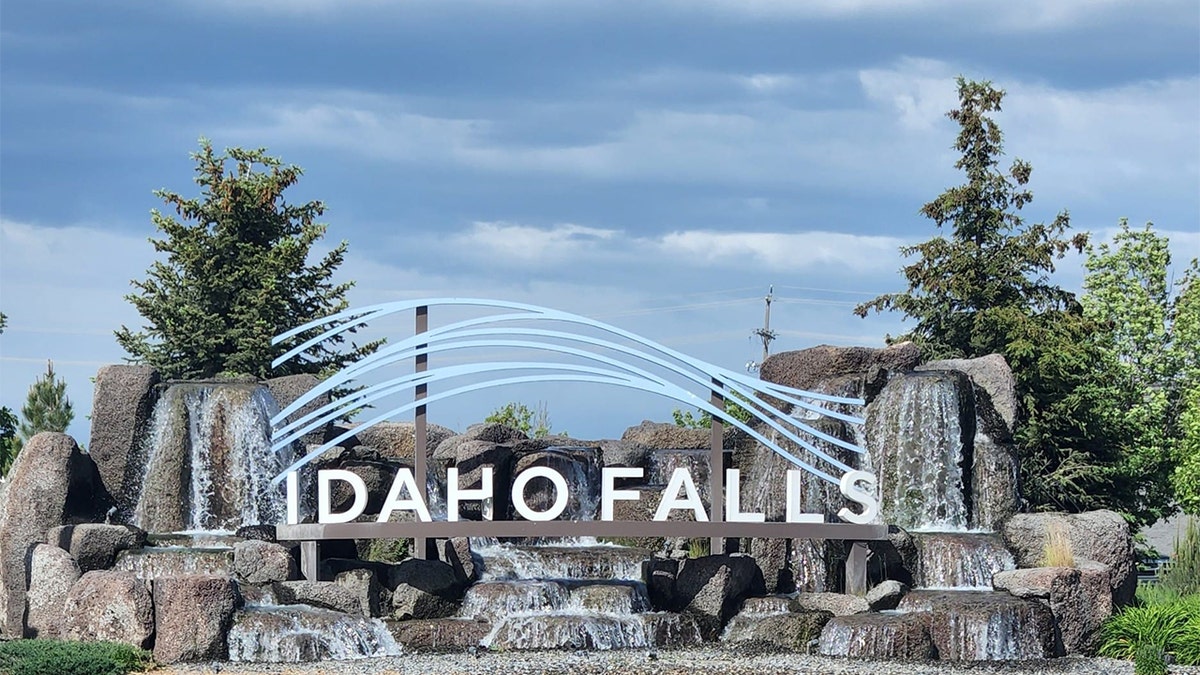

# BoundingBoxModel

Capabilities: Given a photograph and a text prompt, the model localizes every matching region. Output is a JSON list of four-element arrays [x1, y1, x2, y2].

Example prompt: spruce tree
[[116, 140, 381, 381], [17, 360, 74, 442], [855, 78, 1145, 522]]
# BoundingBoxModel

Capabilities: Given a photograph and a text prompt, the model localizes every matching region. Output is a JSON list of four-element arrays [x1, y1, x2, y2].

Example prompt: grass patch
[[1161, 517, 1200, 597], [0, 639, 154, 675], [1041, 521, 1075, 567], [1098, 593, 1200, 666]]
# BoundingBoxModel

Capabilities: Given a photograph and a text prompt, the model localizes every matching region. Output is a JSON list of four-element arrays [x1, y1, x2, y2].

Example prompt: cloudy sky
[[1, 0, 1198, 443]]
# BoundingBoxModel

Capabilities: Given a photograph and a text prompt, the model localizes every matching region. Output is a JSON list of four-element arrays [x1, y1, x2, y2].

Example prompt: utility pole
[[752, 286, 776, 365]]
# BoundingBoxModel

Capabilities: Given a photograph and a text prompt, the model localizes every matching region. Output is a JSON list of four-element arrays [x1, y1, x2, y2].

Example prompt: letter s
[[837, 470, 879, 525]]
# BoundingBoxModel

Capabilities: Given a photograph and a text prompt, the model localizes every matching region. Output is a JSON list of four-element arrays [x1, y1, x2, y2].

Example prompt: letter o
[[511, 466, 569, 522]]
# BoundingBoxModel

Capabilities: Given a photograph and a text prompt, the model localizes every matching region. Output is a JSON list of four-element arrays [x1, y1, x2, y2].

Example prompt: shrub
[[366, 537, 410, 563], [1041, 521, 1075, 567], [1161, 517, 1200, 597], [1099, 594, 1200, 666], [0, 639, 154, 675], [1134, 643, 1168, 675]]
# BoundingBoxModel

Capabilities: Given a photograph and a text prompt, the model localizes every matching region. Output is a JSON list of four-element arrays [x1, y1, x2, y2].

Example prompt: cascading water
[[912, 532, 1014, 589], [132, 382, 300, 533], [227, 605, 401, 662], [866, 371, 972, 531]]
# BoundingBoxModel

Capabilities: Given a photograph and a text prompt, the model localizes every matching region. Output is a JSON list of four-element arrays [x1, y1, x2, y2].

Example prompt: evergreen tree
[[0, 313, 17, 476], [116, 140, 381, 381], [18, 360, 74, 442], [855, 78, 1145, 522]]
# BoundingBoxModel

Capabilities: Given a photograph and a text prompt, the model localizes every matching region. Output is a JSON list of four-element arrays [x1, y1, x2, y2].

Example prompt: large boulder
[[264, 373, 329, 445], [818, 612, 935, 659], [1002, 511, 1136, 605], [791, 592, 869, 616], [153, 575, 241, 663], [233, 539, 295, 584], [917, 354, 1017, 436], [760, 343, 920, 397], [386, 617, 492, 652], [62, 571, 154, 649], [866, 580, 909, 611], [88, 364, 160, 516], [334, 568, 386, 618], [621, 421, 711, 450], [671, 554, 765, 638], [273, 581, 363, 616], [721, 610, 833, 650], [0, 433, 100, 636], [347, 421, 457, 460], [993, 563, 1113, 655], [46, 524, 146, 573], [25, 544, 81, 638]]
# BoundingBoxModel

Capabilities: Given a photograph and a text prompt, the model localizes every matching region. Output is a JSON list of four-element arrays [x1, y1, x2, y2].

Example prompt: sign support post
[[709, 380, 724, 555], [414, 305, 430, 560]]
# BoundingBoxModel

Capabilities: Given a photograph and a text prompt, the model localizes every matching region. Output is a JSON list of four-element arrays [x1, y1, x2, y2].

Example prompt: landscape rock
[[62, 570, 154, 649], [672, 554, 765, 637], [46, 523, 146, 572], [264, 373, 329, 445], [0, 433, 96, 636], [992, 564, 1112, 655], [440, 537, 480, 585], [760, 343, 920, 399], [349, 421, 456, 460], [1002, 510, 1136, 605], [818, 612, 936, 659], [274, 581, 363, 616], [25, 544, 81, 638], [791, 592, 869, 616], [721, 610, 833, 650], [387, 558, 463, 599], [598, 439, 649, 473], [462, 422, 527, 444], [153, 575, 241, 663], [917, 354, 1017, 436], [389, 583, 460, 620], [335, 568, 385, 618], [234, 539, 296, 584], [88, 364, 160, 515], [621, 421, 711, 449], [866, 580, 909, 611], [386, 617, 491, 652]]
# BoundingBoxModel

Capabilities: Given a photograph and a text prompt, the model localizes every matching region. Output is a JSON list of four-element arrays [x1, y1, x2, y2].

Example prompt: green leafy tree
[[1170, 263, 1200, 513], [116, 139, 381, 382], [486, 401, 556, 438], [854, 78, 1145, 521], [1081, 221, 1199, 520], [18, 360, 74, 442]]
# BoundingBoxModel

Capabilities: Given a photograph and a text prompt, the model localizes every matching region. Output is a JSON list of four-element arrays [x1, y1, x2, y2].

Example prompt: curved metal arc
[[269, 371, 841, 488], [271, 359, 653, 449], [273, 298, 865, 408], [274, 331, 863, 469]]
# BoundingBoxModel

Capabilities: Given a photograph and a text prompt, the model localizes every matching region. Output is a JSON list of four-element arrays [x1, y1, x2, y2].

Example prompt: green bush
[[1099, 594, 1200, 666], [1161, 517, 1200, 597], [0, 639, 154, 675], [1134, 643, 1168, 675]]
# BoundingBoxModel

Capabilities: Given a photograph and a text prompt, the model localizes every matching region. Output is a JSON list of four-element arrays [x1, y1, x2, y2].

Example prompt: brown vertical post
[[414, 305, 430, 560], [709, 379, 724, 556], [846, 541, 869, 595]]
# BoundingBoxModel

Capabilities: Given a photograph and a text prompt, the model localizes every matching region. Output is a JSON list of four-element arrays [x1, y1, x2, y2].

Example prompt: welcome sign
[[269, 299, 887, 578]]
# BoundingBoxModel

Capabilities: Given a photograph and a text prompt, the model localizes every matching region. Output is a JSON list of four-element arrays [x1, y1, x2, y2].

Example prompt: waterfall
[[911, 532, 1015, 589], [132, 382, 300, 533], [228, 605, 400, 662], [866, 371, 973, 531]]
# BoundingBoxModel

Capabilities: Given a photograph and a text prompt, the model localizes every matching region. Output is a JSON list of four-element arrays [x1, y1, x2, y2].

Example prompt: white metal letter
[[653, 467, 709, 522], [837, 470, 880, 525], [318, 469, 368, 524], [511, 466, 569, 522], [725, 469, 764, 523], [286, 470, 300, 525], [786, 470, 824, 523], [601, 467, 643, 521], [377, 467, 433, 523], [447, 466, 494, 522]]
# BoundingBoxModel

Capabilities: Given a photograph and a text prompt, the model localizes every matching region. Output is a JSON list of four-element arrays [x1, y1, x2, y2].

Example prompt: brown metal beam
[[709, 379, 724, 555]]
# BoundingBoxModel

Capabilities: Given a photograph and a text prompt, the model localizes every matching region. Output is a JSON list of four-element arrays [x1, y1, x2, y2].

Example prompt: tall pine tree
[[116, 140, 381, 381], [855, 78, 1145, 522]]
